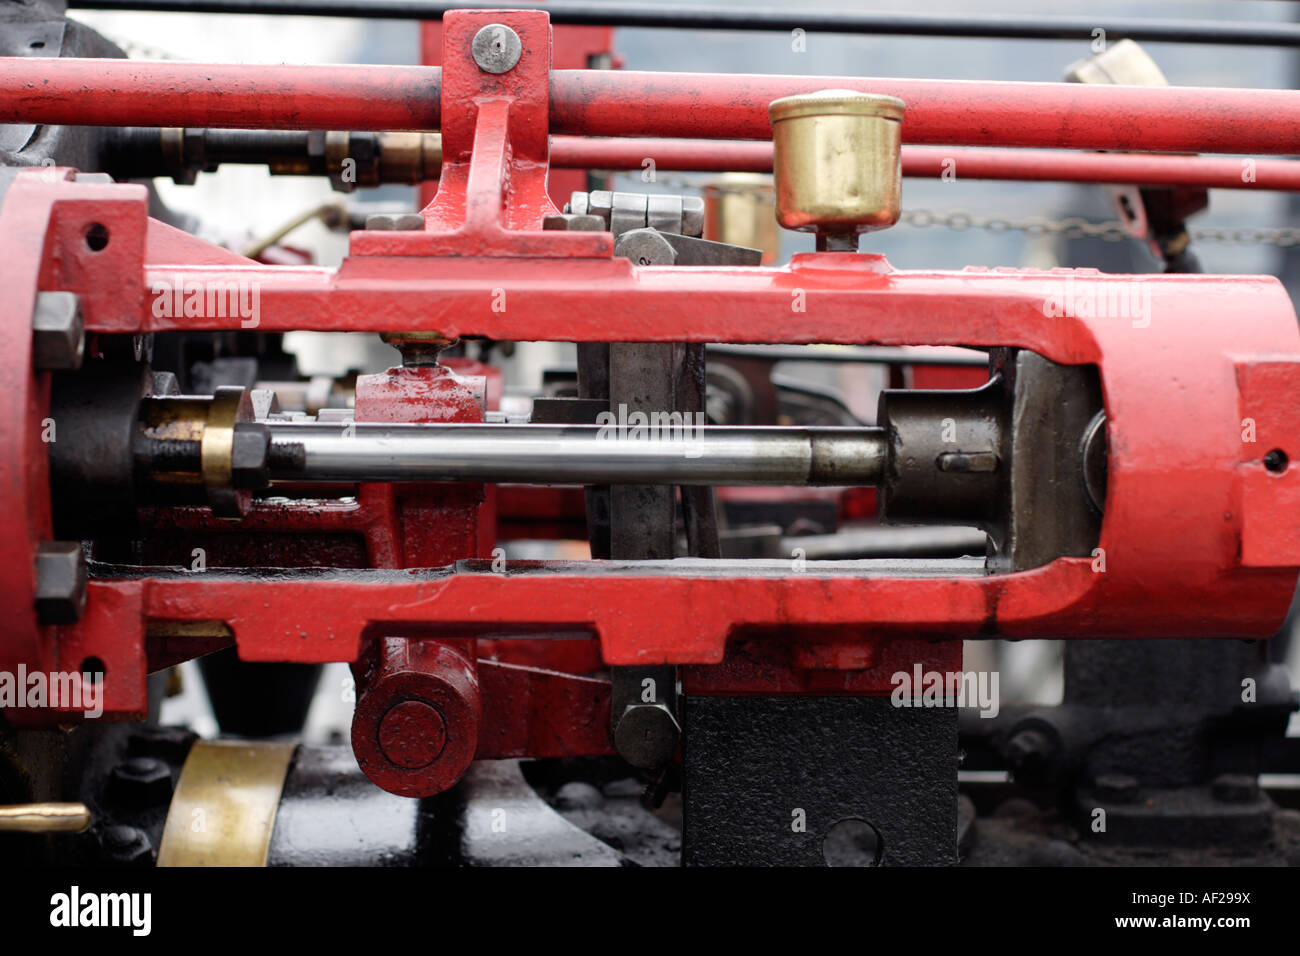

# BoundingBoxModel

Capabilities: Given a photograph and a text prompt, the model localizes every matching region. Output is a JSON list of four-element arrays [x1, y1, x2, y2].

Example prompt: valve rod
[[266, 422, 888, 486]]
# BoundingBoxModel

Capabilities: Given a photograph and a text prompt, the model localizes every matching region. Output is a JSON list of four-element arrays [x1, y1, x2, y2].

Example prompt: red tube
[[2, 58, 1300, 155], [549, 137, 1300, 190], [549, 70, 1300, 155], [550, 136, 772, 172], [0, 58, 443, 130]]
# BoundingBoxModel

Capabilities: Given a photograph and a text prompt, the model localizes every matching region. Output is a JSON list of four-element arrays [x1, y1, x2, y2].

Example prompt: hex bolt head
[[613, 702, 681, 770], [1211, 773, 1260, 804], [542, 213, 606, 232], [127, 725, 198, 763], [471, 23, 523, 74], [107, 756, 174, 808], [31, 291, 84, 371], [364, 213, 426, 231], [98, 824, 154, 865], [1094, 773, 1140, 803], [34, 541, 87, 626]]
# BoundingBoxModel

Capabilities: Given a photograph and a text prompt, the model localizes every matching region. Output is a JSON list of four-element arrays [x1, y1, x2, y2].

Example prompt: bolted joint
[[32, 291, 84, 371], [35, 541, 87, 626]]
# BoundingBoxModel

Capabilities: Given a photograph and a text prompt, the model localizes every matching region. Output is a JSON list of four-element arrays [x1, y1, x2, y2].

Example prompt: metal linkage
[[100, 130, 1300, 194], [267, 421, 889, 486]]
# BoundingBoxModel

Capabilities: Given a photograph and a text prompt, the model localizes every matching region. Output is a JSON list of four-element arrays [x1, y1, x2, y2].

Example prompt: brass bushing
[[769, 90, 905, 247]]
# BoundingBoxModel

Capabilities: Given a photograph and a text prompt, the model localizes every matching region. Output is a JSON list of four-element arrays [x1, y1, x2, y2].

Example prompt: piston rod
[[266, 422, 888, 486]]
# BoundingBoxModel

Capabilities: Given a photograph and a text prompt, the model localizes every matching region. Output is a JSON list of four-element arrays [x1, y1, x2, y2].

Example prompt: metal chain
[[638, 175, 1300, 247], [899, 208, 1131, 242], [899, 208, 1300, 248]]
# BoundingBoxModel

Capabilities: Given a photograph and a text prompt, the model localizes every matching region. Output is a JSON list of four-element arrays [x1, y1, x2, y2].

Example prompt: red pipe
[[549, 138, 1300, 190], [549, 70, 1300, 155], [2, 58, 1300, 154], [0, 58, 443, 130]]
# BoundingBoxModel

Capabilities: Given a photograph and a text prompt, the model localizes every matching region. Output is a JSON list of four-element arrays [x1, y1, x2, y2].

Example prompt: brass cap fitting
[[769, 90, 905, 247]]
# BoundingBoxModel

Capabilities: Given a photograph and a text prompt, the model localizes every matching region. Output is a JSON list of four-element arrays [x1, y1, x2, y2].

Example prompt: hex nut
[[32, 291, 84, 371], [542, 213, 606, 231], [230, 424, 272, 490], [107, 757, 174, 808], [98, 824, 155, 865]]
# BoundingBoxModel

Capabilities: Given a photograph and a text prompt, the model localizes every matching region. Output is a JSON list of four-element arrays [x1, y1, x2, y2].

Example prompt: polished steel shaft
[[268, 422, 888, 486]]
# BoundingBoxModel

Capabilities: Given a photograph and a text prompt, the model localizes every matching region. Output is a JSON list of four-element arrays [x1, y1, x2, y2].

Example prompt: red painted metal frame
[[2, 9, 1299, 739]]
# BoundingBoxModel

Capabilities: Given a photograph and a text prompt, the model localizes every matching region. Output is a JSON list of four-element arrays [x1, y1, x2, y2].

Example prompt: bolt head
[[127, 725, 198, 763], [364, 213, 425, 231], [98, 824, 154, 865], [108, 756, 174, 808], [34, 541, 86, 626], [32, 291, 83, 370], [614, 702, 681, 770], [471, 23, 523, 74], [542, 213, 606, 232], [614, 227, 678, 267]]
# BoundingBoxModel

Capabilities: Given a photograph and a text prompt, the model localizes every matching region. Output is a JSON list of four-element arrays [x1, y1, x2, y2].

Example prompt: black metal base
[[682, 695, 958, 866]]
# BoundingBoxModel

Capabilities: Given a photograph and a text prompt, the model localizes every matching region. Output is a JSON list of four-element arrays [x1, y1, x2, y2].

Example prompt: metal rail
[[67, 1, 1300, 49]]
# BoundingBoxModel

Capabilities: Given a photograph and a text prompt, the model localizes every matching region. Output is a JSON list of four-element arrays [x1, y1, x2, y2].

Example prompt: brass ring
[[157, 740, 296, 867], [201, 386, 253, 519]]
